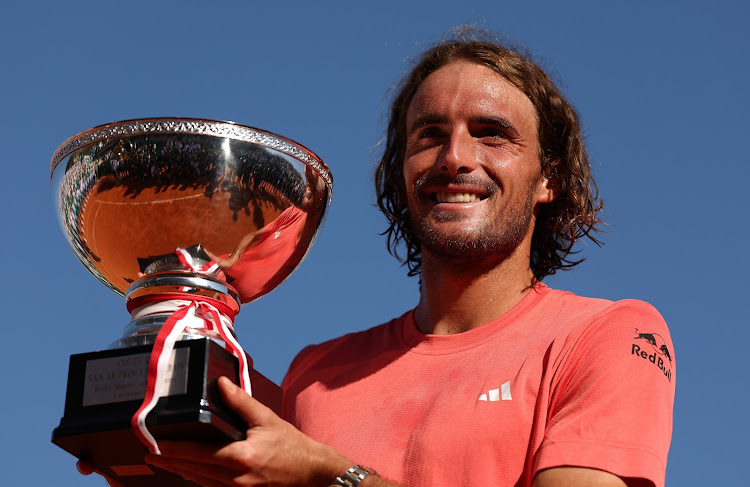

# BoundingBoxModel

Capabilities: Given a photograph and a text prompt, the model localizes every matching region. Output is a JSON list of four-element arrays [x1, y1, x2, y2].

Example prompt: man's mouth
[[433, 191, 485, 203]]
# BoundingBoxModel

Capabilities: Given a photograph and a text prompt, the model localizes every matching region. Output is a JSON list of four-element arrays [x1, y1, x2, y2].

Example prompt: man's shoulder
[[314, 311, 408, 349], [283, 311, 411, 383], [537, 284, 669, 343], [538, 285, 671, 362], [541, 284, 664, 323]]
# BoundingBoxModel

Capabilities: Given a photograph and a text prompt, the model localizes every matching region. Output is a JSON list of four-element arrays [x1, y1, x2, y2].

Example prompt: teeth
[[435, 192, 481, 203]]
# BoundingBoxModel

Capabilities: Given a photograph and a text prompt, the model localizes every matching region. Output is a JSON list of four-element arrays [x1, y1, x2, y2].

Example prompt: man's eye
[[418, 127, 442, 139], [477, 128, 506, 139]]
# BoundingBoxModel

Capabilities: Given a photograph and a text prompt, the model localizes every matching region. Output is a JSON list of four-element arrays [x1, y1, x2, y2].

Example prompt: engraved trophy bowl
[[50, 118, 332, 486]]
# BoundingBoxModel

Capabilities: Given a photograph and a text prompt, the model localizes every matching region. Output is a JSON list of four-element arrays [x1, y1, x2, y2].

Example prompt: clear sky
[[1, 1, 746, 485]]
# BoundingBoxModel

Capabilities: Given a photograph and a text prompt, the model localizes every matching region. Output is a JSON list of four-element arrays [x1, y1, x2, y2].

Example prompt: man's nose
[[439, 130, 478, 177]]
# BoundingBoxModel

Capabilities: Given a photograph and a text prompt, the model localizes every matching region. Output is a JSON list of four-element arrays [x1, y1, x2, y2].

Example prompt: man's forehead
[[406, 61, 538, 127]]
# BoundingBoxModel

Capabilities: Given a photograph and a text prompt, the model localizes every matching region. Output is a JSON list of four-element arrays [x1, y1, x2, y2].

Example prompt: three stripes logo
[[477, 381, 512, 402]]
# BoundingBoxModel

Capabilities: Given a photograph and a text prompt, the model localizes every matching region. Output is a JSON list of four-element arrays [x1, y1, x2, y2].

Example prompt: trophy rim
[[49, 117, 333, 198]]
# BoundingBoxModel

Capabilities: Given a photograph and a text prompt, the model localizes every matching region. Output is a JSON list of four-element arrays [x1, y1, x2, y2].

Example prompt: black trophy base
[[52, 338, 282, 487]]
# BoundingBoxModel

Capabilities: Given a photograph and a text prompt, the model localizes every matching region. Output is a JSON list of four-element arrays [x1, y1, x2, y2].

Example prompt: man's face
[[403, 60, 554, 264]]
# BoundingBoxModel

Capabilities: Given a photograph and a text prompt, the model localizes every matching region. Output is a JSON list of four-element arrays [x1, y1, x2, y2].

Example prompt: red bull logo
[[632, 328, 673, 382]]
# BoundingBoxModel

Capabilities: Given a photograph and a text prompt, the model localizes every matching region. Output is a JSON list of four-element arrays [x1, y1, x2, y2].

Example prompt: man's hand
[[145, 376, 352, 487]]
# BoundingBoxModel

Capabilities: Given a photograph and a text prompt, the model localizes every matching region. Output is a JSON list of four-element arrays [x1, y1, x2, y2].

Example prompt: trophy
[[49, 118, 332, 486]]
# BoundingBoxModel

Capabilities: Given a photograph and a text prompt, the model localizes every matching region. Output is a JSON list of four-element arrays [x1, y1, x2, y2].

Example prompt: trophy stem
[[115, 272, 242, 349]]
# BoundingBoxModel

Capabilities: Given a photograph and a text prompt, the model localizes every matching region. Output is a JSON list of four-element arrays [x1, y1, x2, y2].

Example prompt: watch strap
[[330, 465, 379, 487]]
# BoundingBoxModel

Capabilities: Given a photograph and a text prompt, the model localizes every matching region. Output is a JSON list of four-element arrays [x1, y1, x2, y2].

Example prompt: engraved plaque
[[83, 349, 189, 407]]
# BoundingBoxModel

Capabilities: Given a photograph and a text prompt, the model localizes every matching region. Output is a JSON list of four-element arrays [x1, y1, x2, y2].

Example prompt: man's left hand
[[145, 376, 351, 487]]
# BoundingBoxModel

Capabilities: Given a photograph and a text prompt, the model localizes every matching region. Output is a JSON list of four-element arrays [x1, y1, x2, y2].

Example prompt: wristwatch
[[330, 465, 379, 487]]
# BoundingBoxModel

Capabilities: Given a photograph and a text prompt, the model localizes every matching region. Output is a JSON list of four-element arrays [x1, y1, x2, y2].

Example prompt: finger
[[218, 376, 274, 426], [76, 460, 95, 476]]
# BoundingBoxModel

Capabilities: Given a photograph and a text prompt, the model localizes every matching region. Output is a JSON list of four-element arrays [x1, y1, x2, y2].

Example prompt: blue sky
[[1, 1, 746, 485]]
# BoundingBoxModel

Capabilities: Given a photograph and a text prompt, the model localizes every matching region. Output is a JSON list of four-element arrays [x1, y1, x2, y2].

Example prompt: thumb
[[217, 376, 274, 426]]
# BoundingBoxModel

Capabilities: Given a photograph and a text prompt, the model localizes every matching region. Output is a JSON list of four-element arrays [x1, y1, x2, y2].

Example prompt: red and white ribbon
[[175, 247, 220, 274], [130, 300, 251, 455]]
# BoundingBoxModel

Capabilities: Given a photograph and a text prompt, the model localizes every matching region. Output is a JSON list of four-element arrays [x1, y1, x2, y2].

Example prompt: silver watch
[[330, 465, 379, 487]]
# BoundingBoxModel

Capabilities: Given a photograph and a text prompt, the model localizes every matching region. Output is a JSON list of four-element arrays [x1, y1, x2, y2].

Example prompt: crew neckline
[[400, 282, 550, 355]]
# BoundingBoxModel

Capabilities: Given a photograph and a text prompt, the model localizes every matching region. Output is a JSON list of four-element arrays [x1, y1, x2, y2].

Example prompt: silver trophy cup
[[50, 118, 332, 487]]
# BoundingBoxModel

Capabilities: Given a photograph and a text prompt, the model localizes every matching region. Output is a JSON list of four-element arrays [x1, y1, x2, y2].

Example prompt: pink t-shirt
[[282, 283, 675, 486]]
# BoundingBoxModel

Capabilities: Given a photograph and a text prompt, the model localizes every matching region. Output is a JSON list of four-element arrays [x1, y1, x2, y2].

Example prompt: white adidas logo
[[477, 381, 512, 402]]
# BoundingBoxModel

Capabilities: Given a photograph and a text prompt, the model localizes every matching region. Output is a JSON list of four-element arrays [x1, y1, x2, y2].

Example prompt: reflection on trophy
[[49, 118, 332, 487]]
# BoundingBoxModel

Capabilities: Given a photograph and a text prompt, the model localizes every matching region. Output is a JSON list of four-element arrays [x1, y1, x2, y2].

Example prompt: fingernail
[[219, 376, 237, 393]]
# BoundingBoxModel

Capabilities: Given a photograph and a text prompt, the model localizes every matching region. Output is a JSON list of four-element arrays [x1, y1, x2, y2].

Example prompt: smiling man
[[137, 32, 675, 487]]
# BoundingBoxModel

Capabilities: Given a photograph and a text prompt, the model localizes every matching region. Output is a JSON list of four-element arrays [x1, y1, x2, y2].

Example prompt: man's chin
[[420, 232, 517, 263]]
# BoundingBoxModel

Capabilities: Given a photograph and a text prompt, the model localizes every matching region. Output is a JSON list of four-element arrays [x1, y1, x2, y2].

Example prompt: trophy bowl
[[50, 118, 332, 486]]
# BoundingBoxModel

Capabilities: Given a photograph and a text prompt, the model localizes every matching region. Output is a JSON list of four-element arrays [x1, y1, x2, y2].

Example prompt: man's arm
[[533, 467, 654, 487], [533, 302, 674, 486]]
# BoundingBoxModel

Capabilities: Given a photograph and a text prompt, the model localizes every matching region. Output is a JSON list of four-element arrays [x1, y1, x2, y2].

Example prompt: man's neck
[[414, 250, 537, 336]]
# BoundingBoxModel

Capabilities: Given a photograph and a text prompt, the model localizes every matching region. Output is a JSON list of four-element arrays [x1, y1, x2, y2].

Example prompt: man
[[84, 32, 675, 486]]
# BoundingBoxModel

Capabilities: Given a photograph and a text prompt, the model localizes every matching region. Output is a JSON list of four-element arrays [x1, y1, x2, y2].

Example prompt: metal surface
[[51, 118, 332, 306]]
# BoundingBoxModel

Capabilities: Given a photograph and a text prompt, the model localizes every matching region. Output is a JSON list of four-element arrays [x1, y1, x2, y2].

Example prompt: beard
[[409, 181, 535, 265]]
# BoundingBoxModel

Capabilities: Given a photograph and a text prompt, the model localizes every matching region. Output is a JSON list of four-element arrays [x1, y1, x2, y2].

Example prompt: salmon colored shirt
[[282, 283, 675, 486]]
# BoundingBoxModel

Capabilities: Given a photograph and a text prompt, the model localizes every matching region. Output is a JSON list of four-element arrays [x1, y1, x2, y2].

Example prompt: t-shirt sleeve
[[534, 300, 675, 487]]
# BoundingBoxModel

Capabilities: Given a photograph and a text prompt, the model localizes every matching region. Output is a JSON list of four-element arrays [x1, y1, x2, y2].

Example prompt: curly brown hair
[[375, 30, 603, 280]]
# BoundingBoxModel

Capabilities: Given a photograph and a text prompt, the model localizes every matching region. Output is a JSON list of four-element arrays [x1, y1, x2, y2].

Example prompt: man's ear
[[536, 160, 559, 204], [537, 177, 556, 203]]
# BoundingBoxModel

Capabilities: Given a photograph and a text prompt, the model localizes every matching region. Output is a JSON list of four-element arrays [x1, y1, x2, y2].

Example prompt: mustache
[[414, 173, 498, 195]]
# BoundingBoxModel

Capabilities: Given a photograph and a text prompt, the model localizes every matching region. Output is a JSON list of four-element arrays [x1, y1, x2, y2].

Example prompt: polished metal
[[51, 118, 332, 343]]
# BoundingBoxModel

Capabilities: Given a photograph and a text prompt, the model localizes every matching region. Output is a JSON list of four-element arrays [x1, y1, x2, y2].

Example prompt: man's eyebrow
[[407, 114, 447, 133], [407, 114, 521, 137], [472, 116, 520, 137]]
